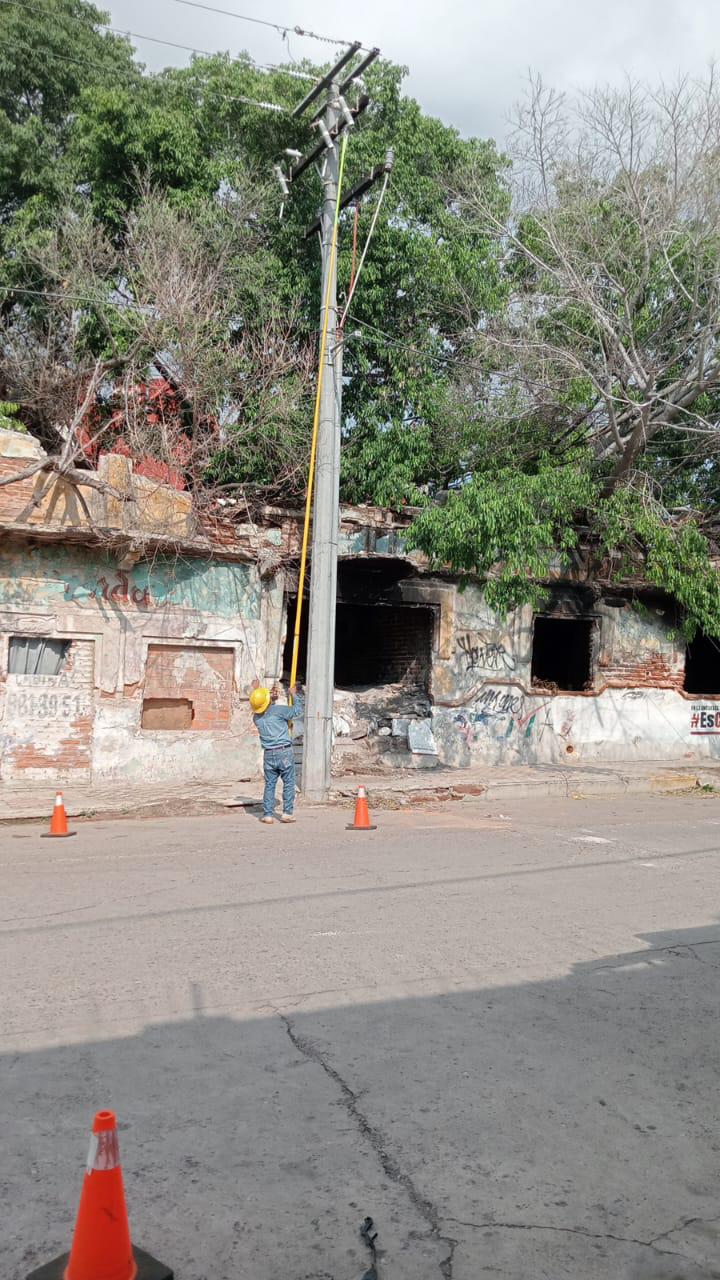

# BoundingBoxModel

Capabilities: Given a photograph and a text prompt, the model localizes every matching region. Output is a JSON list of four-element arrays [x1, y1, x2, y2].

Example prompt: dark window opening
[[531, 616, 594, 692], [283, 598, 433, 690], [336, 603, 433, 687], [684, 632, 720, 694], [336, 557, 414, 599]]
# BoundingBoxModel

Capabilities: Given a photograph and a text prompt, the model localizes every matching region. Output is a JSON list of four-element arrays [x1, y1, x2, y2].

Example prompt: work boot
[[261, 815, 274, 824], [280, 813, 296, 823]]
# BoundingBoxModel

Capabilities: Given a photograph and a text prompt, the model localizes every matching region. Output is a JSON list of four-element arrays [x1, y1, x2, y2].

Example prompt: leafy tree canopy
[[3, 5, 719, 635], [0, 1, 507, 509], [408, 73, 720, 637]]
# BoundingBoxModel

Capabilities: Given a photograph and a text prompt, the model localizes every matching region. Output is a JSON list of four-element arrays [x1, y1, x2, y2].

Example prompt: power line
[[169, 0, 367, 50], [0, 0, 315, 83], [0, 283, 152, 312], [346, 313, 474, 373], [109, 28, 315, 81], [5, 28, 293, 114]]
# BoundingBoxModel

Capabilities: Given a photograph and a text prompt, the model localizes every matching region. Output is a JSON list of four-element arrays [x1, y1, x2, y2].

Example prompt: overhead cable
[[169, 0, 368, 50], [5, 30, 292, 113], [0, 0, 315, 82]]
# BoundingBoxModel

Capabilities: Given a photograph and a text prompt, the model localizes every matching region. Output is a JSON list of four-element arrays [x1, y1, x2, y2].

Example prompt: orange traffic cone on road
[[346, 784, 377, 831], [26, 1110, 173, 1280], [41, 791, 76, 839]]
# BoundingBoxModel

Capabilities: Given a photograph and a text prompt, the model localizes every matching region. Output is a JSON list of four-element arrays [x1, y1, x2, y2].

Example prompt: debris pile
[[330, 683, 439, 774]]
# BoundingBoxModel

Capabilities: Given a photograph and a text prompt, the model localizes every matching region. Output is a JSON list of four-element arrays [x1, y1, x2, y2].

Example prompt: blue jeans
[[262, 746, 296, 817]]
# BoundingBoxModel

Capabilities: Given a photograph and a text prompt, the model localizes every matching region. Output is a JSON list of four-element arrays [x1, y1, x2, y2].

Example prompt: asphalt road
[[3, 795, 720, 1280]]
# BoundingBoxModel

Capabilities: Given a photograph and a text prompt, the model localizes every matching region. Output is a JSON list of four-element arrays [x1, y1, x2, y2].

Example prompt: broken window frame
[[530, 613, 597, 693]]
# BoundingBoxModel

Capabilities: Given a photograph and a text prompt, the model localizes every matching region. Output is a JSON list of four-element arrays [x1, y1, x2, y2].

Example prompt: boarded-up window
[[142, 644, 233, 731], [141, 698, 194, 730]]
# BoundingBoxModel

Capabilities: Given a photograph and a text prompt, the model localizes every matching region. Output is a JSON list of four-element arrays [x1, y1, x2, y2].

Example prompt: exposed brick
[[142, 644, 233, 731], [0, 456, 38, 519], [2, 638, 95, 775], [599, 652, 684, 691], [334, 604, 433, 688]]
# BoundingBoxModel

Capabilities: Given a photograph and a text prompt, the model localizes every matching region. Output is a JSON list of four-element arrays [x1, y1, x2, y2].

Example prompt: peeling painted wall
[[428, 588, 720, 766], [1, 526, 717, 783], [0, 541, 276, 784], [0, 544, 260, 619]]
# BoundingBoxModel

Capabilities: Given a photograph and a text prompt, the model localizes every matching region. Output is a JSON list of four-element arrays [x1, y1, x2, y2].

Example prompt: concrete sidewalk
[[331, 759, 720, 805], [1, 758, 719, 822]]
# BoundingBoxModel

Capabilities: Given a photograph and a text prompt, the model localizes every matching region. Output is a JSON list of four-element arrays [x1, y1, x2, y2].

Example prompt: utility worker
[[249, 679, 304, 824]]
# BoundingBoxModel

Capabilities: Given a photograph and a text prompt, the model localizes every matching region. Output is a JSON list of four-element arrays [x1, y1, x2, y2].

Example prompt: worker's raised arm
[[286, 685, 304, 720]]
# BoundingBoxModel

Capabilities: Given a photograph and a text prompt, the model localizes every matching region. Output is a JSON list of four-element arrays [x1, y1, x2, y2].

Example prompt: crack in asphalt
[[277, 1012, 720, 1279], [278, 1012, 457, 1279], [446, 1214, 720, 1270], [276, 1010, 720, 1279], [589, 937, 720, 974], [649, 1214, 720, 1248]]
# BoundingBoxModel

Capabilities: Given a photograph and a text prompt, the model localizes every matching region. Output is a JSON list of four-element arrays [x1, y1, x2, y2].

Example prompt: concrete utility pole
[[278, 43, 381, 800], [303, 85, 341, 801]]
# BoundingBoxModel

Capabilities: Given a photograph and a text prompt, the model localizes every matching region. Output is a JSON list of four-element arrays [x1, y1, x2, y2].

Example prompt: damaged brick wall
[[2, 638, 94, 778], [142, 644, 234, 731], [0, 539, 275, 785], [596, 605, 685, 691], [428, 588, 718, 768], [334, 604, 434, 688], [0, 455, 37, 521]]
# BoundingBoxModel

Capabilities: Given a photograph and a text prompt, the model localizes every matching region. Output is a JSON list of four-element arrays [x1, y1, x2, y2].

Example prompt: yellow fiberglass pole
[[289, 130, 349, 693]]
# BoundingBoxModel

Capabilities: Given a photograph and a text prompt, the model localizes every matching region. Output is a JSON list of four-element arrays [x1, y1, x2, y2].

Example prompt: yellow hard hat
[[249, 686, 271, 714]]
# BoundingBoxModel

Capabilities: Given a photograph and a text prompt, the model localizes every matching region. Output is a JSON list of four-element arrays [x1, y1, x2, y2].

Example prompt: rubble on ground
[[330, 683, 439, 774]]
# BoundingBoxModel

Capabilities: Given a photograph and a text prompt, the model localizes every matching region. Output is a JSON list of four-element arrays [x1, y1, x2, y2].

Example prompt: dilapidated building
[[1, 427, 718, 786]]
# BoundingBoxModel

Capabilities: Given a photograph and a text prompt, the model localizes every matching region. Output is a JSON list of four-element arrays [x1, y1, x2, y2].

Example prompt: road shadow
[[5, 923, 720, 1280]]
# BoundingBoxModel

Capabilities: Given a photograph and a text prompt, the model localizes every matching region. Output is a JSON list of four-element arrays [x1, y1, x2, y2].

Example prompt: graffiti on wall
[[93, 572, 152, 608], [452, 685, 552, 747], [0, 545, 261, 619], [456, 632, 516, 674]]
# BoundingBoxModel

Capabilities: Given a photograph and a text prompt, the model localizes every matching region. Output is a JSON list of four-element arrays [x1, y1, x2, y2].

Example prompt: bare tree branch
[[458, 68, 720, 509], [0, 188, 314, 533]]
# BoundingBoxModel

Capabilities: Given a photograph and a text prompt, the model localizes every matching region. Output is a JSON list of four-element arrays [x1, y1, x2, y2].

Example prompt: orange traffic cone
[[41, 791, 76, 839], [346, 784, 377, 831], [26, 1110, 173, 1280]]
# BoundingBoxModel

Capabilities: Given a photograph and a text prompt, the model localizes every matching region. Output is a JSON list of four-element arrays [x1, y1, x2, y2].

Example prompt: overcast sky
[[105, 0, 718, 142]]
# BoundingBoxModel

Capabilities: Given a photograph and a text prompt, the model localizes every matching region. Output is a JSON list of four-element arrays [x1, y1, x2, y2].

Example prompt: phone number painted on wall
[[6, 690, 92, 720]]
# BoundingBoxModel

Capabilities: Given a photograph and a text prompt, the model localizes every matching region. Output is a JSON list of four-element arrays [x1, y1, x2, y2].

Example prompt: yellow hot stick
[[289, 131, 349, 695]]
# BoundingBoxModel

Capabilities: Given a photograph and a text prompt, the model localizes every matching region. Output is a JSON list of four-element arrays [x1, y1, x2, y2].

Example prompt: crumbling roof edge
[[0, 520, 259, 565]]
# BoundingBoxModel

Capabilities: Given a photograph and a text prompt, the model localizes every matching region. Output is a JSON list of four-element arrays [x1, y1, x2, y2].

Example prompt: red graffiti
[[94, 572, 152, 608]]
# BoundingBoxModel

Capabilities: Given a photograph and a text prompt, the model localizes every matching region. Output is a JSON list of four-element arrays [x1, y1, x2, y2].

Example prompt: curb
[[330, 769, 715, 808], [1, 769, 717, 823]]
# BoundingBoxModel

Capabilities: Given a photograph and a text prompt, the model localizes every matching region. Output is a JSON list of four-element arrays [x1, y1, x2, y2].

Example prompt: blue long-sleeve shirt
[[253, 693, 304, 749]]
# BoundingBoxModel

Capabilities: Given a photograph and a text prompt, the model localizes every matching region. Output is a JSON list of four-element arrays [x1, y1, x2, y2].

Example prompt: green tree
[[0, 0, 138, 222], [410, 73, 720, 637], [0, 2, 508, 501]]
